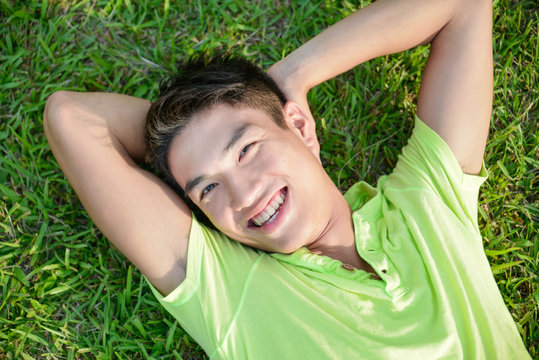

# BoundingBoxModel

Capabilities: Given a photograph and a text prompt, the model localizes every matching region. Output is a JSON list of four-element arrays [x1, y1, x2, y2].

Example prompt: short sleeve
[[384, 116, 487, 230], [146, 214, 264, 355]]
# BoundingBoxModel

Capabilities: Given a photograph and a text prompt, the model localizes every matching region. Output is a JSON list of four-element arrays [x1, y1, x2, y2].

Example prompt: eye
[[201, 183, 216, 199], [239, 143, 252, 160]]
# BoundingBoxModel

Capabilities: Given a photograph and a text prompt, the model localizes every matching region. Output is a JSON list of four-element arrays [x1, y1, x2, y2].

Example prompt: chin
[[272, 242, 302, 254], [242, 239, 299, 254]]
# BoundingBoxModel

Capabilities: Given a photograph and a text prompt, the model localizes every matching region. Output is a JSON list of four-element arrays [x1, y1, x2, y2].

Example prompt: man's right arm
[[44, 91, 192, 295], [269, 0, 492, 175]]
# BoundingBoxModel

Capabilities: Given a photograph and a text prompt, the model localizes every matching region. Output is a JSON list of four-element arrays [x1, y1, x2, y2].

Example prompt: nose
[[226, 168, 264, 212]]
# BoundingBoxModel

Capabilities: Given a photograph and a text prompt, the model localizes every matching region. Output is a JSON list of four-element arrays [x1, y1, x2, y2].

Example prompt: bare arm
[[269, 0, 492, 174], [44, 91, 191, 295]]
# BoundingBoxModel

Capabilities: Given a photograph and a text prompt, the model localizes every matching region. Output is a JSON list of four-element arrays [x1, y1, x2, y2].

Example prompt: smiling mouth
[[249, 188, 287, 227]]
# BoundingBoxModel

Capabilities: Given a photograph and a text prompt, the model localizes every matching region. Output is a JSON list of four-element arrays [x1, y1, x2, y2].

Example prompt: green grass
[[0, 0, 537, 358]]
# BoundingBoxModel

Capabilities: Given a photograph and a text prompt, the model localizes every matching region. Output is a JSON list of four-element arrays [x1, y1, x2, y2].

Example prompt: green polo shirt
[[148, 118, 530, 359]]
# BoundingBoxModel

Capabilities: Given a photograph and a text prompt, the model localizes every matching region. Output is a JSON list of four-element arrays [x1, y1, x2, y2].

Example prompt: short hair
[[144, 54, 288, 225]]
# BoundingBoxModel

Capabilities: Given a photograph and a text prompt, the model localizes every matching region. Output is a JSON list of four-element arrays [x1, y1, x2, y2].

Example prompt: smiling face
[[168, 102, 345, 253]]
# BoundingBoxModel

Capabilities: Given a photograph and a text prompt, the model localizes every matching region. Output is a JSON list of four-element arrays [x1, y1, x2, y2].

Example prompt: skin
[[44, 0, 492, 296]]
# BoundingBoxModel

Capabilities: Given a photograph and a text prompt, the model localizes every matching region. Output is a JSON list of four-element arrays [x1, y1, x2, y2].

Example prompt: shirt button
[[342, 263, 354, 271]]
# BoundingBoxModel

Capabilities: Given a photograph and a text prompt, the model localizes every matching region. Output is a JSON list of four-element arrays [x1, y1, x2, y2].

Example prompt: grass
[[0, 0, 536, 358]]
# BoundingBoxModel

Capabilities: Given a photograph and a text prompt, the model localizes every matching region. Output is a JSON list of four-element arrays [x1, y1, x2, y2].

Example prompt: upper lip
[[245, 187, 284, 223]]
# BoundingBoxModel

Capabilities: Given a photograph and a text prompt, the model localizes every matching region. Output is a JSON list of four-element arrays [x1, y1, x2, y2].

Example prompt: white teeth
[[253, 205, 276, 226], [251, 190, 286, 226]]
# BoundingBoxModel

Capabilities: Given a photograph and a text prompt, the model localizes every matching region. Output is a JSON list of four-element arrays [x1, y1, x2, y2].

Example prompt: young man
[[43, 0, 530, 358]]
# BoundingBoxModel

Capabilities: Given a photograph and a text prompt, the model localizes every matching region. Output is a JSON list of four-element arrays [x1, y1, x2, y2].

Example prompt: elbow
[[43, 90, 74, 140]]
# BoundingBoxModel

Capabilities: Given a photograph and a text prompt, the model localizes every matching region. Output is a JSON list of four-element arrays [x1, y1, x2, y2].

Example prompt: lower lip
[[248, 187, 289, 233]]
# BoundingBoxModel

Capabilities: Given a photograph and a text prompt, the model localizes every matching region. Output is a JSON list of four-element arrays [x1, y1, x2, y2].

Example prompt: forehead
[[167, 103, 282, 188]]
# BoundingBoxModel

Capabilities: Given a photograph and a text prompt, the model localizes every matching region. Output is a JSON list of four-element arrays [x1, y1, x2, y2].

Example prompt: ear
[[283, 101, 320, 160]]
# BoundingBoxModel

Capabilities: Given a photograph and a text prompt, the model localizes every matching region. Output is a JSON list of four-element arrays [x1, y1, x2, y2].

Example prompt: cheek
[[278, 145, 316, 174], [256, 144, 292, 173], [203, 197, 235, 228]]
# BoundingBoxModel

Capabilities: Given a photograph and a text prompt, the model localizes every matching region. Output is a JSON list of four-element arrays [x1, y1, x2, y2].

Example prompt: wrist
[[268, 57, 309, 100]]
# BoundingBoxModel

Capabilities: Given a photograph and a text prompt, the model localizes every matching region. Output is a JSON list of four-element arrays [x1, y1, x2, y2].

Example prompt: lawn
[[0, 0, 537, 358]]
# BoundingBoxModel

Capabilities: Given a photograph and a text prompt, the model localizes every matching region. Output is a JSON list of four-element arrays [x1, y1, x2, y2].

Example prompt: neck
[[307, 191, 376, 275]]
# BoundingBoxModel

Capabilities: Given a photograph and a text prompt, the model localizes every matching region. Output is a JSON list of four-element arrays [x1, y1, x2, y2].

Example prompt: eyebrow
[[184, 175, 205, 195], [184, 123, 251, 195], [223, 123, 250, 154]]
